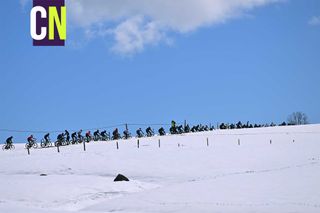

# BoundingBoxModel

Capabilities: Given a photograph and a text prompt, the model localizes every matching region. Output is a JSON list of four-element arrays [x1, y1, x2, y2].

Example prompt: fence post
[[116, 141, 119, 150], [238, 139, 240, 146], [207, 138, 209, 147], [293, 139, 295, 143], [137, 139, 140, 148], [57, 144, 60, 153], [27, 147, 30, 155], [158, 139, 161, 148], [83, 140, 86, 151], [270, 139, 272, 145]]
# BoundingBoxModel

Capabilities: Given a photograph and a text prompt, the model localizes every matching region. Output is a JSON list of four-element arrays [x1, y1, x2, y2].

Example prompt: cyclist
[[171, 120, 176, 128], [27, 135, 36, 146], [101, 130, 108, 140], [158, 127, 165, 136], [123, 129, 130, 139], [6, 136, 13, 144], [57, 133, 65, 145], [44, 133, 50, 144], [170, 120, 177, 134], [112, 128, 120, 140], [136, 128, 144, 138], [65, 130, 70, 142], [85, 131, 92, 142], [146, 127, 154, 137], [6, 136, 13, 147], [77, 129, 83, 141], [71, 132, 77, 143], [93, 130, 100, 141], [4, 136, 13, 150], [184, 124, 190, 133], [177, 125, 184, 134]]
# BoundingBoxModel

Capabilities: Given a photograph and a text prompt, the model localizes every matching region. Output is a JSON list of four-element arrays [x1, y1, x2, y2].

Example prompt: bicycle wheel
[[33, 143, 38, 149], [2, 145, 6, 151], [10, 145, 15, 150], [25, 143, 30, 149], [41, 141, 46, 148]]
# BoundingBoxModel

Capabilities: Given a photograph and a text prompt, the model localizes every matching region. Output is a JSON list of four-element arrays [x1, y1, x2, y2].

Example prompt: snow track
[[1, 124, 320, 213]]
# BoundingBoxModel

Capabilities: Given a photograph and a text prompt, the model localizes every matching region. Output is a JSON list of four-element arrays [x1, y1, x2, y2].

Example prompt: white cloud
[[65, 0, 281, 54], [308, 16, 320, 26], [111, 16, 166, 55]]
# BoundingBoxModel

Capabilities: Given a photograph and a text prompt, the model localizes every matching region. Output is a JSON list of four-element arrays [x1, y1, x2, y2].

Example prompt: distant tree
[[279, 122, 287, 126], [287, 112, 309, 125]]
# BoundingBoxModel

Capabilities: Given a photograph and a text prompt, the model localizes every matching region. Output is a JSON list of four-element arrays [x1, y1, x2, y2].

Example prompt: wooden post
[[207, 138, 209, 147], [116, 141, 119, 150], [178, 143, 180, 147], [270, 139, 272, 145], [238, 139, 240, 146], [137, 139, 140, 148], [293, 139, 295, 143], [158, 139, 160, 148], [57, 144, 60, 153], [27, 147, 30, 155], [125, 123, 128, 131], [83, 140, 86, 151]]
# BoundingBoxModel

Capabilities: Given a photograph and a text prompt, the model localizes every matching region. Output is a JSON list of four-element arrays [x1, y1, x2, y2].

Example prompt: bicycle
[[54, 138, 66, 147], [146, 130, 155, 137], [112, 133, 121, 140], [101, 133, 110, 141], [77, 135, 85, 144], [25, 139, 38, 149], [122, 133, 132, 140], [93, 135, 102, 142], [40, 139, 52, 148], [84, 135, 93, 143], [2, 144, 15, 151]]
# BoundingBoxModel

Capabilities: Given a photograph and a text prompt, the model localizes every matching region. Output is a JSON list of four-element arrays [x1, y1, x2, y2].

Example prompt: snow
[[1, 124, 320, 213]]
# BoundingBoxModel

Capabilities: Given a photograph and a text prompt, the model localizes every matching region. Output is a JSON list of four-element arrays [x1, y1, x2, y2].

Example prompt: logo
[[30, 0, 66, 46]]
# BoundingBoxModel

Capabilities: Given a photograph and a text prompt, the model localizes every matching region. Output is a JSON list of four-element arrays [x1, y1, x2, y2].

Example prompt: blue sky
[[0, 0, 320, 143]]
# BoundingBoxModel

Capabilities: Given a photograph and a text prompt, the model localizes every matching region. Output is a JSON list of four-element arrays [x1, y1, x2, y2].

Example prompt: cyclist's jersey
[[171, 121, 176, 127], [6, 137, 12, 144]]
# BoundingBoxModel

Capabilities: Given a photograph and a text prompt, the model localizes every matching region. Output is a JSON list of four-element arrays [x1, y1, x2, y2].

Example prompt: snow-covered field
[[1, 124, 320, 213]]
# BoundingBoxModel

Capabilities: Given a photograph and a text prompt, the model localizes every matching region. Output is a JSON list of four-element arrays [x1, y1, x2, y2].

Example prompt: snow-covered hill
[[1, 124, 320, 213]]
